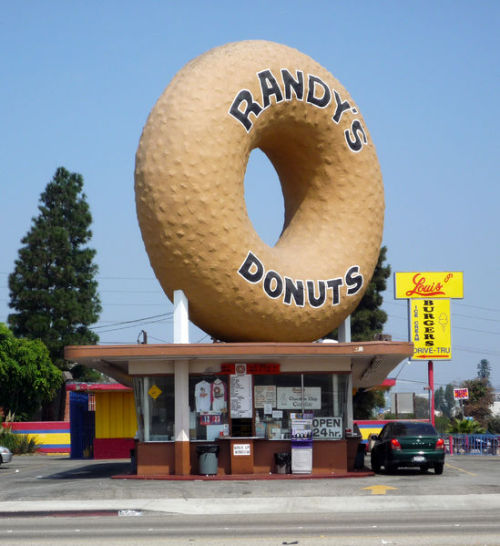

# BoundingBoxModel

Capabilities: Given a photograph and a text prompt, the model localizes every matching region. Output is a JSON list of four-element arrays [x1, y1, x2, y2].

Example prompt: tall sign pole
[[428, 360, 435, 426], [395, 272, 464, 426]]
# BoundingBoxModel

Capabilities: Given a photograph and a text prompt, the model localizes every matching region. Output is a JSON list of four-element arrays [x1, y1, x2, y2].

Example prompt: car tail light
[[436, 438, 445, 450], [390, 438, 401, 450]]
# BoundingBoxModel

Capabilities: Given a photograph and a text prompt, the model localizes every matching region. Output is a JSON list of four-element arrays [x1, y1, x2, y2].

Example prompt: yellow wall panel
[[95, 392, 137, 439]]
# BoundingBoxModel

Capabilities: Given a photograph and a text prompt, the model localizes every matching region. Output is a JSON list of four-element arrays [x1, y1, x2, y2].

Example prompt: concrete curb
[[1, 494, 499, 516]]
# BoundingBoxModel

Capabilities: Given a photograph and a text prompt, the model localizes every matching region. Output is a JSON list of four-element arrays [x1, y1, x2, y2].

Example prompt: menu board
[[230, 374, 253, 418]]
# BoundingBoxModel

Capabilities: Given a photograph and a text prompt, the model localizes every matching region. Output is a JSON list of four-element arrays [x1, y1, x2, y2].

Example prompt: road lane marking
[[445, 462, 476, 476], [362, 485, 398, 495]]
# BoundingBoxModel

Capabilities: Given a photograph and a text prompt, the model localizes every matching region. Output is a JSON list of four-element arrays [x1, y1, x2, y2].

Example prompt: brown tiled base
[[112, 470, 373, 481]]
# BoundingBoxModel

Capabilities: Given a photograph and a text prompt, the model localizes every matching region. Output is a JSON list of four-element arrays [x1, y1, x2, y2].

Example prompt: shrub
[[487, 415, 500, 434], [446, 418, 486, 434], [434, 415, 450, 434], [0, 417, 38, 454]]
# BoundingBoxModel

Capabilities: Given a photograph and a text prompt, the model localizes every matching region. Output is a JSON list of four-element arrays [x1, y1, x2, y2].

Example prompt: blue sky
[[1, 1, 499, 394]]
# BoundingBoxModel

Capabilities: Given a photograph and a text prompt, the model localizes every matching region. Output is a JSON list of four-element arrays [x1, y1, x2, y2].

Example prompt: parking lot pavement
[[0, 454, 499, 515]]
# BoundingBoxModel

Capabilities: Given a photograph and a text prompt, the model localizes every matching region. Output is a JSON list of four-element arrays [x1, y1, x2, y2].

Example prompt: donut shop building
[[65, 340, 412, 477]]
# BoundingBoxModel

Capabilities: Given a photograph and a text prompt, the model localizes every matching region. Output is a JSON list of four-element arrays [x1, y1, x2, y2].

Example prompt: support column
[[174, 359, 191, 475], [333, 374, 340, 417], [338, 316, 351, 343], [173, 290, 191, 475], [143, 377, 150, 442], [173, 290, 189, 343], [346, 372, 353, 432]]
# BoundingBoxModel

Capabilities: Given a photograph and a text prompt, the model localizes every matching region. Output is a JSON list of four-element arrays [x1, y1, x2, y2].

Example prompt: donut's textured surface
[[135, 40, 384, 342]]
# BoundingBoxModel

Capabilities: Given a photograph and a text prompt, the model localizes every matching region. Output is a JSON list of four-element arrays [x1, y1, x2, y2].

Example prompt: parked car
[[370, 421, 445, 474], [0, 446, 13, 465]]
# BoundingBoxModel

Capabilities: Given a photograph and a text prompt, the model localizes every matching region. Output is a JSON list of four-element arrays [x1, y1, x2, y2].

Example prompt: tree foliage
[[477, 359, 491, 382], [434, 384, 456, 418], [350, 246, 391, 341], [327, 246, 391, 342], [487, 415, 500, 434], [343, 247, 391, 419], [461, 378, 494, 427], [353, 388, 386, 419], [413, 395, 429, 419], [0, 323, 63, 420], [8, 167, 101, 371], [446, 418, 486, 434], [434, 415, 451, 434]]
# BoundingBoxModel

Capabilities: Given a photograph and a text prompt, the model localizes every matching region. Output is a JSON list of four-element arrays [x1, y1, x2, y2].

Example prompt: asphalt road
[[1, 454, 499, 545], [2, 511, 500, 545]]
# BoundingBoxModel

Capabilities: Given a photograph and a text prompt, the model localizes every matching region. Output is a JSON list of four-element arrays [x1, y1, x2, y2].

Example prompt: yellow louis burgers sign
[[409, 299, 452, 360], [395, 272, 463, 299]]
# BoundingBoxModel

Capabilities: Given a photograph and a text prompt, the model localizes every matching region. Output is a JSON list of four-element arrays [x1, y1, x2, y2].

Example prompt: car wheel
[[434, 463, 444, 475]]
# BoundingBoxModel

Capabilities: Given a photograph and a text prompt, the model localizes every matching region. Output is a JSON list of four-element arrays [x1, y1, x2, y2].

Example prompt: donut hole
[[256, 121, 331, 242], [244, 149, 285, 247]]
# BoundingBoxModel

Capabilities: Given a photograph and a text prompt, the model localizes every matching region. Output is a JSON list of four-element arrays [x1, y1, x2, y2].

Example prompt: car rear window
[[392, 423, 437, 436]]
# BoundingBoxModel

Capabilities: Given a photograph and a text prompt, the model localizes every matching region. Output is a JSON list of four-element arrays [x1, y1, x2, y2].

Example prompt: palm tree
[[446, 418, 486, 434]]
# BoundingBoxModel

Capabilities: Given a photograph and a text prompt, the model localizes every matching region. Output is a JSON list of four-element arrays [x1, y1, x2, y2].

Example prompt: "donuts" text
[[238, 251, 364, 308], [229, 69, 368, 152]]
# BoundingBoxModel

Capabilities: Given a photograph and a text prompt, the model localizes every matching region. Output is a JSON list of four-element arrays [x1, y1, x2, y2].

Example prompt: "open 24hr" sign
[[312, 417, 343, 439]]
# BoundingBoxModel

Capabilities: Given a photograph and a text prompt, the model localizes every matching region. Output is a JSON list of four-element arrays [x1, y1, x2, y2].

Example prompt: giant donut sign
[[135, 40, 384, 342]]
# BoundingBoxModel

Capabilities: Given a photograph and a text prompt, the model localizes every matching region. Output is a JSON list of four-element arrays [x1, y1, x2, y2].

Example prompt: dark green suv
[[370, 421, 445, 474]]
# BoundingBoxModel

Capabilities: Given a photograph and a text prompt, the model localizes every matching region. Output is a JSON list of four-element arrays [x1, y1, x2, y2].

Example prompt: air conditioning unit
[[374, 333, 392, 341]]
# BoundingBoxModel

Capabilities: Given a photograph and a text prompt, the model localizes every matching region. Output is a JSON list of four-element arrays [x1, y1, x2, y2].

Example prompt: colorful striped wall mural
[[3, 421, 70, 454]]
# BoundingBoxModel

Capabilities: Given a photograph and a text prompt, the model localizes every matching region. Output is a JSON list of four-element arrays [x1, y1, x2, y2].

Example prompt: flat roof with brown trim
[[65, 340, 412, 361], [64, 341, 413, 390]]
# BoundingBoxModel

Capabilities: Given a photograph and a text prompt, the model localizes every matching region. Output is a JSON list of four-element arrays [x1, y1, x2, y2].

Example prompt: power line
[[454, 312, 500, 324], [95, 317, 172, 334], [100, 303, 168, 306], [385, 299, 500, 315], [91, 313, 172, 330], [385, 311, 500, 336], [455, 302, 500, 313], [148, 335, 169, 343]]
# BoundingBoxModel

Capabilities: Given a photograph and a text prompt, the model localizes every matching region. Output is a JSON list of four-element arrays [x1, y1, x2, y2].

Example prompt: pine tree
[[350, 246, 391, 341], [477, 359, 491, 382], [434, 383, 457, 418], [325, 246, 391, 348], [8, 167, 101, 371]]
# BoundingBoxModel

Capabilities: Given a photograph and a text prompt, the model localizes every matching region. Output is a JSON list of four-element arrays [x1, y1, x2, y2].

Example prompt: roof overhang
[[64, 341, 412, 390]]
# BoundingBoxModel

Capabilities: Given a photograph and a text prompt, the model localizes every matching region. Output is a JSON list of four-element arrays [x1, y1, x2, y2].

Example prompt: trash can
[[274, 452, 291, 474], [196, 444, 220, 475]]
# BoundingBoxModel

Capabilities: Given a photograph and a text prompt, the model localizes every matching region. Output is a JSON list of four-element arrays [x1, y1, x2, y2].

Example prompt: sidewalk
[[1, 493, 500, 517]]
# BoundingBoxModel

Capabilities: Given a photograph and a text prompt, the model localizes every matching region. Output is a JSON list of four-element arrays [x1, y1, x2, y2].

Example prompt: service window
[[253, 373, 348, 440], [189, 376, 229, 440], [133, 376, 174, 442]]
